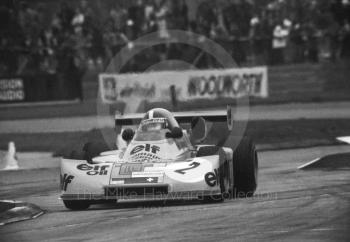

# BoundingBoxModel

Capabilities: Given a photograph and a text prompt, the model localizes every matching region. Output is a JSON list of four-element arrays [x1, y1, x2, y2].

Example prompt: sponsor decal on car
[[174, 161, 200, 174], [76, 164, 110, 176], [204, 168, 220, 187], [165, 158, 212, 183], [132, 171, 164, 177], [60, 173, 74, 191], [119, 163, 144, 175], [131, 152, 161, 162], [110, 179, 125, 185], [125, 177, 159, 184], [111, 177, 161, 184], [129, 144, 162, 162], [141, 118, 167, 126], [130, 144, 160, 155]]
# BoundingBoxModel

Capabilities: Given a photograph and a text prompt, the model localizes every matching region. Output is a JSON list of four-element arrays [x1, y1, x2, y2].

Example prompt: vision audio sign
[[0, 78, 25, 101], [0, 74, 82, 104]]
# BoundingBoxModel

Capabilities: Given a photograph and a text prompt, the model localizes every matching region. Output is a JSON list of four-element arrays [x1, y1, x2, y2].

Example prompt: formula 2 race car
[[60, 107, 258, 210]]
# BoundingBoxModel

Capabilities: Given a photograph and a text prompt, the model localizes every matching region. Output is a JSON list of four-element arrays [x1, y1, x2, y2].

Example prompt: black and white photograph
[[0, 0, 349, 241]]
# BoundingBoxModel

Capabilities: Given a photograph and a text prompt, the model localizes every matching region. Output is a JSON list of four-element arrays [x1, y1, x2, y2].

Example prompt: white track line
[[310, 228, 335, 232], [336, 136, 350, 144], [32, 211, 44, 219], [297, 158, 321, 169]]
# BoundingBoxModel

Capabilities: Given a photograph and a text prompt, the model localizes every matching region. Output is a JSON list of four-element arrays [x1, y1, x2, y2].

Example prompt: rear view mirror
[[166, 127, 183, 139], [122, 128, 135, 143], [191, 117, 207, 144]]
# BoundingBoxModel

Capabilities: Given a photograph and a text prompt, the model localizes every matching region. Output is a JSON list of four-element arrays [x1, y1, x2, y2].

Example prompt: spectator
[[38, 27, 58, 73], [80, 0, 93, 19], [18, 2, 42, 47], [339, 2, 350, 58], [144, 0, 157, 32], [154, 0, 169, 39], [168, 0, 188, 30], [290, 23, 305, 63], [58, 1, 74, 32], [51, 13, 62, 35], [57, 32, 83, 100], [330, 0, 346, 26], [271, 20, 290, 65], [328, 0, 346, 61], [128, 0, 146, 38], [89, 27, 104, 68], [2, 0, 350, 77], [103, 20, 128, 61], [304, 21, 320, 62], [197, 0, 217, 36], [328, 18, 342, 61], [224, 0, 254, 64], [0, 4, 20, 75], [340, 20, 350, 58], [110, 3, 127, 32], [71, 7, 85, 33], [250, 12, 270, 65], [210, 6, 229, 39], [80, 0, 95, 34], [239, 0, 254, 37]]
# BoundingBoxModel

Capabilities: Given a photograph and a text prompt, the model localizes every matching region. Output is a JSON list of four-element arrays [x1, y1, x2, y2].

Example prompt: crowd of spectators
[[0, 0, 350, 76]]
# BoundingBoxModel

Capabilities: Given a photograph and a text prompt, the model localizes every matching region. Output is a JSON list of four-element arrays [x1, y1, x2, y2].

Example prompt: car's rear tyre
[[63, 200, 90, 210], [83, 142, 110, 163], [67, 142, 110, 163], [196, 145, 220, 157], [232, 137, 258, 198]]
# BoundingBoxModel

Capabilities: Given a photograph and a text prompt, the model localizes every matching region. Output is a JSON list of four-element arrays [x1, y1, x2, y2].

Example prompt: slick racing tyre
[[196, 146, 220, 157], [82, 142, 110, 163], [232, 137, 258, 198], [68, 142, 109, 164], [63, 200, 90, 210]]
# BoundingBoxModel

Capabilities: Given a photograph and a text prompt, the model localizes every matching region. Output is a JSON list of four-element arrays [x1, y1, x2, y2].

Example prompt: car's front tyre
[[232, 137, 258, 198]]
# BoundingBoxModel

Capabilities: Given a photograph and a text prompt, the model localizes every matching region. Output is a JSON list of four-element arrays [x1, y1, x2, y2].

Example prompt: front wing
[[60, 155, 226, 202]]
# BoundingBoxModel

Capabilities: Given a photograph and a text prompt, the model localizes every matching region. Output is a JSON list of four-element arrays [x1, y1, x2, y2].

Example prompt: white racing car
[[60, 108, 258, 210]]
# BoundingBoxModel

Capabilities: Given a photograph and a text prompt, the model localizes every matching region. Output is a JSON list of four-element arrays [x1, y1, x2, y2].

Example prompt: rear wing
[[115, 106, 234, 132]]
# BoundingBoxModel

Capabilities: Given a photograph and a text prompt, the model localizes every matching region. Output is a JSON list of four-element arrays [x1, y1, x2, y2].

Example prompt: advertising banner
[[0, 74, 81, 104], [0, 78, 25, 102], [99, 67, 268, 105]]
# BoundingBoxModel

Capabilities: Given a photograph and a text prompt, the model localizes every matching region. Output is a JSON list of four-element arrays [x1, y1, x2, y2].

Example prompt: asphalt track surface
[[0, 145, 349, 241], [1, 101, 350, 133]]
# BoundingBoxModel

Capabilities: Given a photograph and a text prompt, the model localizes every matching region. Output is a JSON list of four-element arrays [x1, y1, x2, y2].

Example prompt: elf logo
[[77, 164, 110, 175], [130, 144, 160, 155], [61, 174, 74, 191], [204, 168, 220, 187]]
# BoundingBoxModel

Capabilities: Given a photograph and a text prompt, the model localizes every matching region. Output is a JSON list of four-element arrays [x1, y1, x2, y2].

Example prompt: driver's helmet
[[140, 108, 179, 131], [140, 118, 168, 132]]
